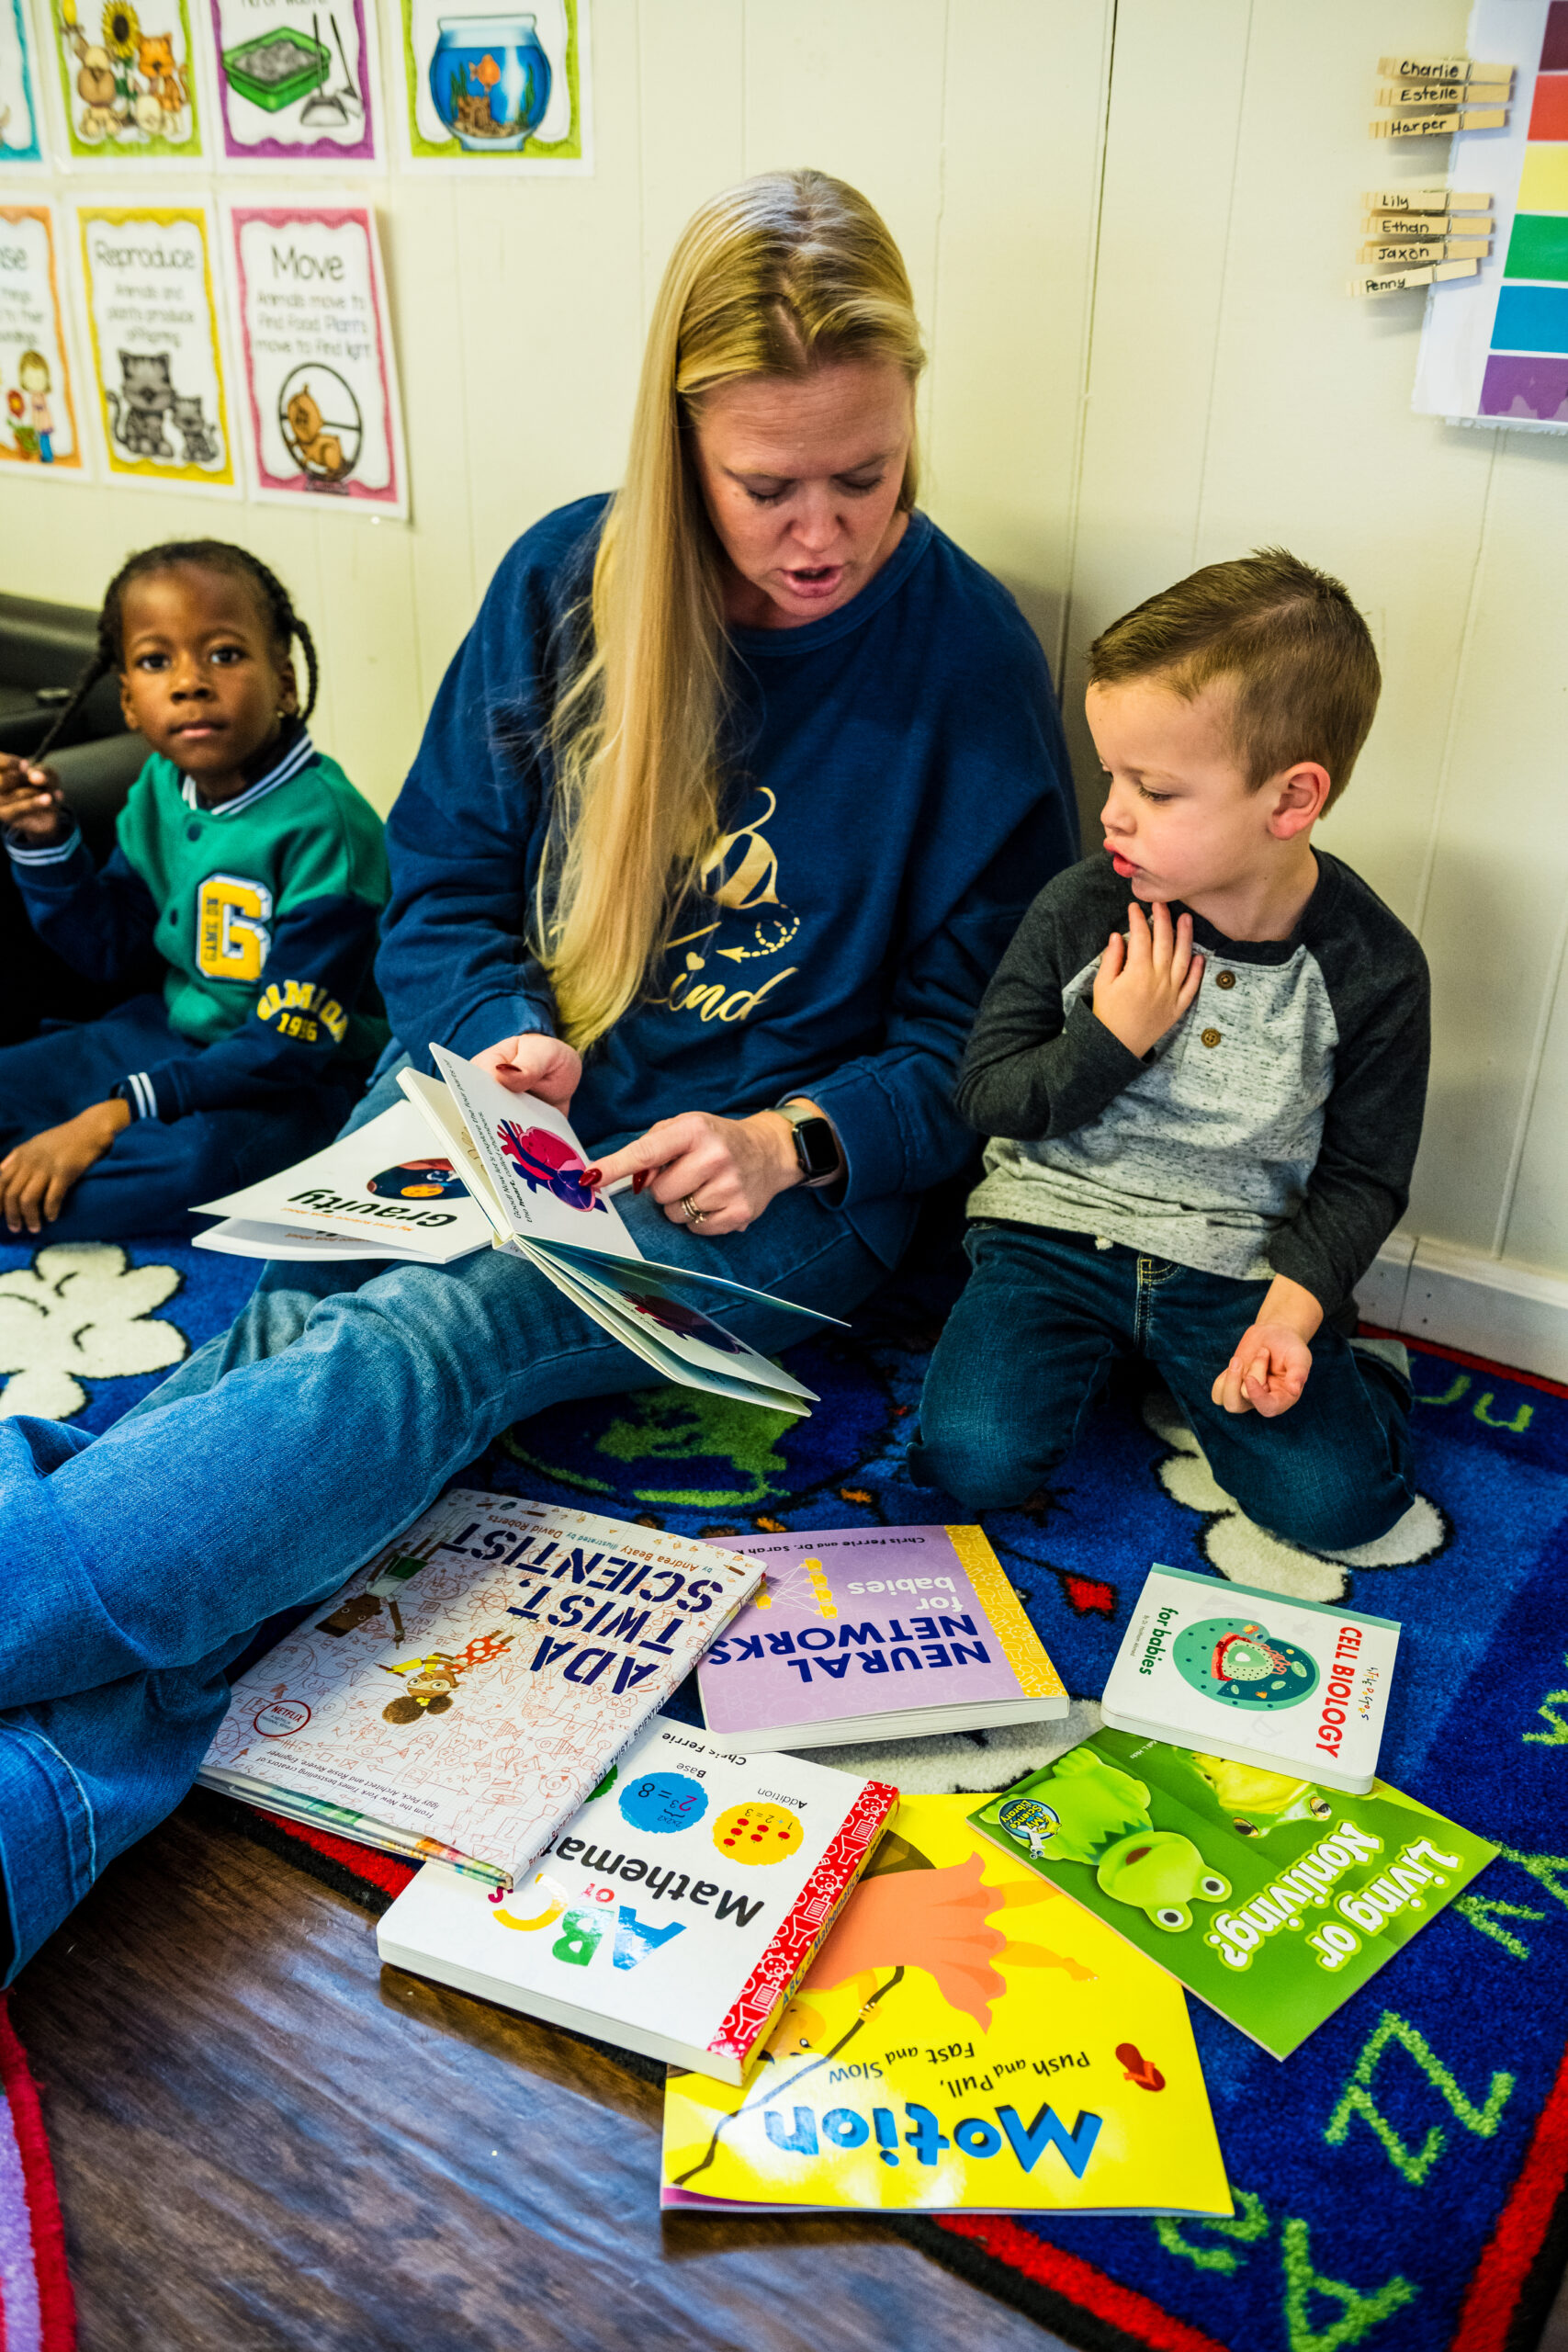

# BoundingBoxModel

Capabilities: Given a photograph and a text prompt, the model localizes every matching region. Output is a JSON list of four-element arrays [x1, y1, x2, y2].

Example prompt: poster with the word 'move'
[[47, 0, 203, 162], [227, 200, 405, 513], [398, 0, 589, 172], [1, 0, 46, 161], [0, 201, 83, 469], [76, 199, 235, 489], [207, 0, 380, 167]]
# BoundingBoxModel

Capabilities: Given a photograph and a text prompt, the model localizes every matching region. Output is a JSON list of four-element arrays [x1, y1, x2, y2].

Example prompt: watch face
[[793, 1115, 839, 1182]]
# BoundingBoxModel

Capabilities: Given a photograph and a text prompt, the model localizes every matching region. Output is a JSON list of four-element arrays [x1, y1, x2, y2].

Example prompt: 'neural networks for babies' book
[[1100, 1566, 1401, 1793], [969, 1731, 1496, 2059], [377, 1719, 897, 2083], [660, 1793, 1232, 2216], [694, 1525, 1068, 1749]]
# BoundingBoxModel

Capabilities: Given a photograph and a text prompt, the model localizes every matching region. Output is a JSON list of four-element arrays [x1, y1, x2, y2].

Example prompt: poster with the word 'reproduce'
[[1, 0, 46, 162], [76, 199, 235, 488], [48, 0, 203, 162], [226, 200, 405, 514], [207, 0, 380, 167], [0, 200, 83, 469], [398, 0, 590, 172]]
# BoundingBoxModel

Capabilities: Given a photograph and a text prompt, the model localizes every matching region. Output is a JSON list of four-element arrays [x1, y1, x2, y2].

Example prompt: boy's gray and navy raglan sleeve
[[1266, 865, 1430, 1313], [955, 857, 1149, 1140]]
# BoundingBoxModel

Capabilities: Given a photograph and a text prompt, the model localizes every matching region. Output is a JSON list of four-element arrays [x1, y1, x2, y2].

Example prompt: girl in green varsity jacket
[[0, 540, 389, 1239]]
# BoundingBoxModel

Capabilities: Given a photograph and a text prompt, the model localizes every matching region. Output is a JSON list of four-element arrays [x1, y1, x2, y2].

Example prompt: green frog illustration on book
[[993, 1748, 1231, 1935]]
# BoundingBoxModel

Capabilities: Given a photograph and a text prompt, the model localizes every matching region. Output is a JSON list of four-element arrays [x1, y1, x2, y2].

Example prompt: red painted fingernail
[[632, 1170, 649, 1195], [581, 1166, 603, 1187]]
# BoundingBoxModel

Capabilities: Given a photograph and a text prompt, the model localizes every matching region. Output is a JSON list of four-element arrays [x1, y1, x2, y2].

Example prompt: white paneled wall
[[3, 0, 1565, 1288]]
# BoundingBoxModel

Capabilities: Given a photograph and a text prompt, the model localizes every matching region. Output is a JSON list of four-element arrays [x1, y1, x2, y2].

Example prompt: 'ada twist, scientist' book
[[377, 1720, 897, 2083], [695, 1526, 1068, 1749], [661, 1793, 1232, 2216], [1100, 1566, 1400, 1793], [969, 1731, 1497, 2059], [200, 1491, 761, 1888]]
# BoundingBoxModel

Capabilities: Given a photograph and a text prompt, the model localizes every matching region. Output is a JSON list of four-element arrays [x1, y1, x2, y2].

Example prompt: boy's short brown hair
[[1087, 548, 1381, 809]]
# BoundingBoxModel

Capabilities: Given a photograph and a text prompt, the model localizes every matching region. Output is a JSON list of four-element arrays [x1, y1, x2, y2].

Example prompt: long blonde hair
[[539, 168, 926, 1052]]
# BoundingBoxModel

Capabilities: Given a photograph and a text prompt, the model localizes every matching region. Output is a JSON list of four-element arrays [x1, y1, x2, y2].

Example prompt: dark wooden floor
[[10, 1807, 1076, 2352]]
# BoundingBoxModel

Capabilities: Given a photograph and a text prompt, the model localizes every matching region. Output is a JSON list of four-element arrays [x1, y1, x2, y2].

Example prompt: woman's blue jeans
[[0, 1065, 886, 1979], [909, 1222, 1415, 1549]]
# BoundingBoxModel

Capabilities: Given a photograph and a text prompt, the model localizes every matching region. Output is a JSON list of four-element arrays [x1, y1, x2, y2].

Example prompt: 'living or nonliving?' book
[[1100, 1566, 1400, 1793], [660, 1794, 1233, 2216], [200, 1491, 761, 1888], [969, 1730, 1496, 2060], [377, 1719, 897, 2082], [695, 1525, 1068, 1750]]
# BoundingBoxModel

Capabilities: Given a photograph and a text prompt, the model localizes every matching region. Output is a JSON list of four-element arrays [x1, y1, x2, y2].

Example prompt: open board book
[[660, 1795, 1233, 2216], [969, 1731, 1496, 2061], [198, 1490, 763, 1888], [194, 1046, 835, 1416], [378, 1720, 898, 2083]]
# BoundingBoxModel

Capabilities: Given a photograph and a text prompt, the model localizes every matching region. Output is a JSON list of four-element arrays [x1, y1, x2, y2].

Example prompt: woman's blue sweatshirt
[[378, 495, 1078, 1267]]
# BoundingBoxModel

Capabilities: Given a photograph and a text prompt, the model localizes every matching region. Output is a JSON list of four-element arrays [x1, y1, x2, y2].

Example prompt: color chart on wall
[[1414, 0, 1568, 428]]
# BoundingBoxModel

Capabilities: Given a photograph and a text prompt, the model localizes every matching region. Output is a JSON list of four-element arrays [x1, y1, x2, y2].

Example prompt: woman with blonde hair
[[0, 170, 1075, 1979]]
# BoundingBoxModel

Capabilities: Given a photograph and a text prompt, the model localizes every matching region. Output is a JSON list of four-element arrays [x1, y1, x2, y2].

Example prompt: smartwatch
[[778, 1102, 842, 1189]]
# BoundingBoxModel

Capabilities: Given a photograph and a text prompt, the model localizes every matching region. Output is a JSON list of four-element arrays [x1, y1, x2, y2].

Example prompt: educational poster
[[398, 0, 590, 173], [1414, 0, 1568, 429], [0, 201, 83, 467], [227, 199, 406, 514], [206, 0, 379, 167], [47, 0, 202, 162], [1, 0, 46, 161], [76, 200, 236, 487]]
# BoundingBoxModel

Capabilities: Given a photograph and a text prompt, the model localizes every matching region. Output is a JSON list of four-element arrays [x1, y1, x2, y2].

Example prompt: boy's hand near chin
[[1092, 899, 1204, 1058], [1213, 1274, 1324, 1418]]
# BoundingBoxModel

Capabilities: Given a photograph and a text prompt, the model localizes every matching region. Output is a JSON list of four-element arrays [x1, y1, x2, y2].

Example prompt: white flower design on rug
[[0, 1243, 187, 1420], [1141, 1387, 1449, 1603]]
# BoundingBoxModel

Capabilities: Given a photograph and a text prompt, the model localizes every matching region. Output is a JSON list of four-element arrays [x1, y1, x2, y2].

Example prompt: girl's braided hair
[[37, 539, 319, 759]]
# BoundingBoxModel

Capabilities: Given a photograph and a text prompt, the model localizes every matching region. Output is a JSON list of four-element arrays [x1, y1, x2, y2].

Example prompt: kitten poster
[[75, 199, 236, 488], [0, 201, 83, 469], [47, 0, 203, 161]]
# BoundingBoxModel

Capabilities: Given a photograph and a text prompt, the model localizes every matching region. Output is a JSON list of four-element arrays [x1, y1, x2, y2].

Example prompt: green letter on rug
[[1280, 2218, 1416, 2352], [1324, 2010, 1515, 2186]]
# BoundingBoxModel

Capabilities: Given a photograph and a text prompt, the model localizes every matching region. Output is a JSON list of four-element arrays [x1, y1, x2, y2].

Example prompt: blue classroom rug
[[4, 1233, 1566, 2352]]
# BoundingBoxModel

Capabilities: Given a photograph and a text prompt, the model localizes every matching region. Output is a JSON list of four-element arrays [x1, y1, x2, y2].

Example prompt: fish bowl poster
[[206, 0, 380, 167], [227, 201, 407, 514], [0, 203, 84, 470], [1, 0, 46, 163], [397, 0, 591, 173], [75, 200, 236, 490], [46, 0, 204, 163]]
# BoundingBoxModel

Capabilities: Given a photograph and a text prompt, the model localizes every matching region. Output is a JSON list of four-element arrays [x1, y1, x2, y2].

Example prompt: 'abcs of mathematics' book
[[200, 1491, 761, 1888], [378, 1720, 897, 2083]]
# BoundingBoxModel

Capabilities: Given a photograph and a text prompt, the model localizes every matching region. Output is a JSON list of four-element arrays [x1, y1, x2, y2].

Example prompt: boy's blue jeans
[[0, 1063, 886, 1981], [909, 1222, 1415, 1552]]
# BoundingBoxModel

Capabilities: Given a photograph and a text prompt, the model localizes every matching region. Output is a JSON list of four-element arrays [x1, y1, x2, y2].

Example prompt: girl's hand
[[1092, 900, 1204, 1058], [0, 1100, 131, 1234], [590, 1109, 801, 1237], [0, 755, 69, 847], [472, 1032, 582, 1114]]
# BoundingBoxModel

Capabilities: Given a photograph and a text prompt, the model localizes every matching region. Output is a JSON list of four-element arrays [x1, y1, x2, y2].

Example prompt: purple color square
[[1543, 0, 1568, 71], [1480, 350, 1568, 421]]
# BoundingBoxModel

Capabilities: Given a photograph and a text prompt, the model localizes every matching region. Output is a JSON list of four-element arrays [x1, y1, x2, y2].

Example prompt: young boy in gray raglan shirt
[[911, 548, 1428, 1555]]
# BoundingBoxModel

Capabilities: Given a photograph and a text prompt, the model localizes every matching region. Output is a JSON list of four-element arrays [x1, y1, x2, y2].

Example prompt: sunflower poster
[[662, 1794, 1231, 2217], [0, 202, 83, 469], [76, 200, 235, 489], [48, 0, 202, 162], [1, 0, 46, 162], [397, 0, 590, 173]]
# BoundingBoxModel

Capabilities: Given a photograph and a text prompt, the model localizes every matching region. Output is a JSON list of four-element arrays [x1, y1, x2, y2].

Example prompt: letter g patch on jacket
[[197, 874, 275, 982]]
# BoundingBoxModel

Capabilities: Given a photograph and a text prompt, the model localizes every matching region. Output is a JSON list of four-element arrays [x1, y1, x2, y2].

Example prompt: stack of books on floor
[[206, 1499, 1498, 2219]]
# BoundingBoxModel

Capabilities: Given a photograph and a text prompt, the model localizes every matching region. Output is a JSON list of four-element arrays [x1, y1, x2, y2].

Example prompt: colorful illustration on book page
[[208, 0, 379, 165], [1, 0, 46, 161], [76, 202, 234, 488], [1414, 0, 1568, 427], [398, 0, 590, 172], [227, 202, 406, 513], [48, 0, 201, 160], [0, 203, 83, 469]]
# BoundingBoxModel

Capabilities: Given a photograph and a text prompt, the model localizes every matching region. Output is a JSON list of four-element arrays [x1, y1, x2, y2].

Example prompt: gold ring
[[682, 1195, 707, 1227]]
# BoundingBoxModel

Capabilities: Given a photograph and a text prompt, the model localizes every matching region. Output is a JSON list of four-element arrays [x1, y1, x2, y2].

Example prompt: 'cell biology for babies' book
[[970, 1731, 1496, 2059], [695, 1526, 1068, 1749], [661, 1794, 1232, 2217], [378, 1719, 897, 2082]]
